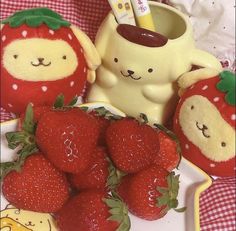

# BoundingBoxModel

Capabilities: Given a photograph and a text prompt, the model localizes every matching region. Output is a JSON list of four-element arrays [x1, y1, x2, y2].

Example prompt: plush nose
[[127, 70, 134, 75], [38, 57, 44, 63]]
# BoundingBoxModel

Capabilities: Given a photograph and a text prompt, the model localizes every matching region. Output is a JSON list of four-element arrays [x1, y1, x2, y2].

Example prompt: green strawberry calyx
[[2, 7, 70, 30], [157, 172, 186, 213], [106, 160, 126, 191], [0, 104, 38, 180], [104, 192, 131, 231], [53, 94, 78, 110], [216, 71, 236, 106], [80, 106, 123, 121]]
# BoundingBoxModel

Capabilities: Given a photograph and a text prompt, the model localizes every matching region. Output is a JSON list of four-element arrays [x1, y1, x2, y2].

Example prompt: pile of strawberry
[[0, 95, 184, 231]]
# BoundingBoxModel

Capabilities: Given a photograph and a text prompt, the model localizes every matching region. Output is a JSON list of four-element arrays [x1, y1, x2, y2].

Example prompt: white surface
[[169, 0, 235, 70], [0, 103, 211, 231]]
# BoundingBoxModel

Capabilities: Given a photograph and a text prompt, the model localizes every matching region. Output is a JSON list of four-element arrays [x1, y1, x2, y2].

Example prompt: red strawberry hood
[[0, 8, 90, 114], [174, 71, 235, 177]]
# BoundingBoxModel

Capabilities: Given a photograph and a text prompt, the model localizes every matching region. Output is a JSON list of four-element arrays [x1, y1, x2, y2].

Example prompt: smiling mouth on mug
[[120, 70, 142, 80]]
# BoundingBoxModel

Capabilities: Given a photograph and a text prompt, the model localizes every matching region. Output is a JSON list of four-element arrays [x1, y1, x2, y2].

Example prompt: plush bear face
[[174, 71, 235, 176], [179, 95, 235, 162], [3, 38, 78, 82], [1, 206, 57, 231]]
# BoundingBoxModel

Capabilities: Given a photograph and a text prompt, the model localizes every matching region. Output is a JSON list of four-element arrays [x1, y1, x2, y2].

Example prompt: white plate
[[0, 102, 212, 231]]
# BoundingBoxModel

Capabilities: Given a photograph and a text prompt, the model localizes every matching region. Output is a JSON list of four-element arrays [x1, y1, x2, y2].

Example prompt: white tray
[[0, 102, 212, 231]]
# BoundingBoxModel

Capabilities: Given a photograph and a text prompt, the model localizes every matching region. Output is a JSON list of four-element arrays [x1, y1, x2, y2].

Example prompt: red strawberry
[[55, 190, 130, 231], [18, 95, 78, 129], [69, 147, 109, 190], [2, 152, 70, 213], [36, 108, 100, 173], [0, 8, 99, 115], [106, 118, 160, 173], [89, 109, 111, 145], [154, 129, 180, 171], [117, 165, 183, 221], [174, 71, 235, 176]]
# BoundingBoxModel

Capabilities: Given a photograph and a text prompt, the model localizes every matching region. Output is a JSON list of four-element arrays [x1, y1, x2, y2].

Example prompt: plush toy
[[174, 68, 235, 177], [0, 8, 101, 115]]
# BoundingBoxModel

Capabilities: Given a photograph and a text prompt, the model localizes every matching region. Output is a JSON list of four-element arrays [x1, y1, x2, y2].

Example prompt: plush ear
[[178, 68, 220, 96], [95, 13, 117, 58], [70, 25, 101, 71]]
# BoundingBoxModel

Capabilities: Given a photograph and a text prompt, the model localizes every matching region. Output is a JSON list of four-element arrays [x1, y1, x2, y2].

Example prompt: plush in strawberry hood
[[0, 8, 100, 115], [174, 70, 235, 177]]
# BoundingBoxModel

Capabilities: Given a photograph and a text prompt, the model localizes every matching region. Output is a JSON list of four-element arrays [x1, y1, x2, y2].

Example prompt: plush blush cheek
[[178, 95, 235, 162]]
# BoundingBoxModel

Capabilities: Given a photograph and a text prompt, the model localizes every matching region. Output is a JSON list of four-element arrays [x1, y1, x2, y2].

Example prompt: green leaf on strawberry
[[53, 94, 78, 109], [92, 106, 123, 120], [107, 160, 126, 190], [1, 104, 38, 180], [105, 194, 130, 231], [217, 71, 236, 106], [2, 7, 70, 30], [157, 172, 186, 213]]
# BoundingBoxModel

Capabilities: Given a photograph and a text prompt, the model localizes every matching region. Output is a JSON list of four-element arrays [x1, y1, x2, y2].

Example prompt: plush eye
[[221, 142, 226, 147], [15, 218, 19, 220], [13, 55, 18, 59], [191, 105, 194, 110], [40, 221, 43, 223], [114, 58, 118, 63], [148, 68, 153, 73], [62, 55, 67, 60]]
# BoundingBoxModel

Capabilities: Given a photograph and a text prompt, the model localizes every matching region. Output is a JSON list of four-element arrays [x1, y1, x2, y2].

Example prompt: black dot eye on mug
[[191, 105, 194, 110], [13, 55, 18, 59], [114, 58, 118, 63], [148, 68, 153, 73]]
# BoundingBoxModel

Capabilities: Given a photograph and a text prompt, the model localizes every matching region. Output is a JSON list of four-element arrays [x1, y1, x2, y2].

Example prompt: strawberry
[[55, 190, 130, 231], [69, 147, 110, 190], [88, 108, 111, 145], [18, 94, 78, 129], [2, 152, 70, 213], [154, 126, 181, 171], [117, 165, 183, 221], [106, 117, 160, 173], [0, 8, 100, 115], [174, 71, 235, 176], [36, 107, 100, 173]]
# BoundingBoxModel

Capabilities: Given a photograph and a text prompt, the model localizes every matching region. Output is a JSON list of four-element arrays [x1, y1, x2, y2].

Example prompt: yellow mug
[[87, 1, 222, 125]]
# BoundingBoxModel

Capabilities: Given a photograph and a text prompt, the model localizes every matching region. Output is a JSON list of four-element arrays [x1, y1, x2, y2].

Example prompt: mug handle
[[190, 49, 222, 71]]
